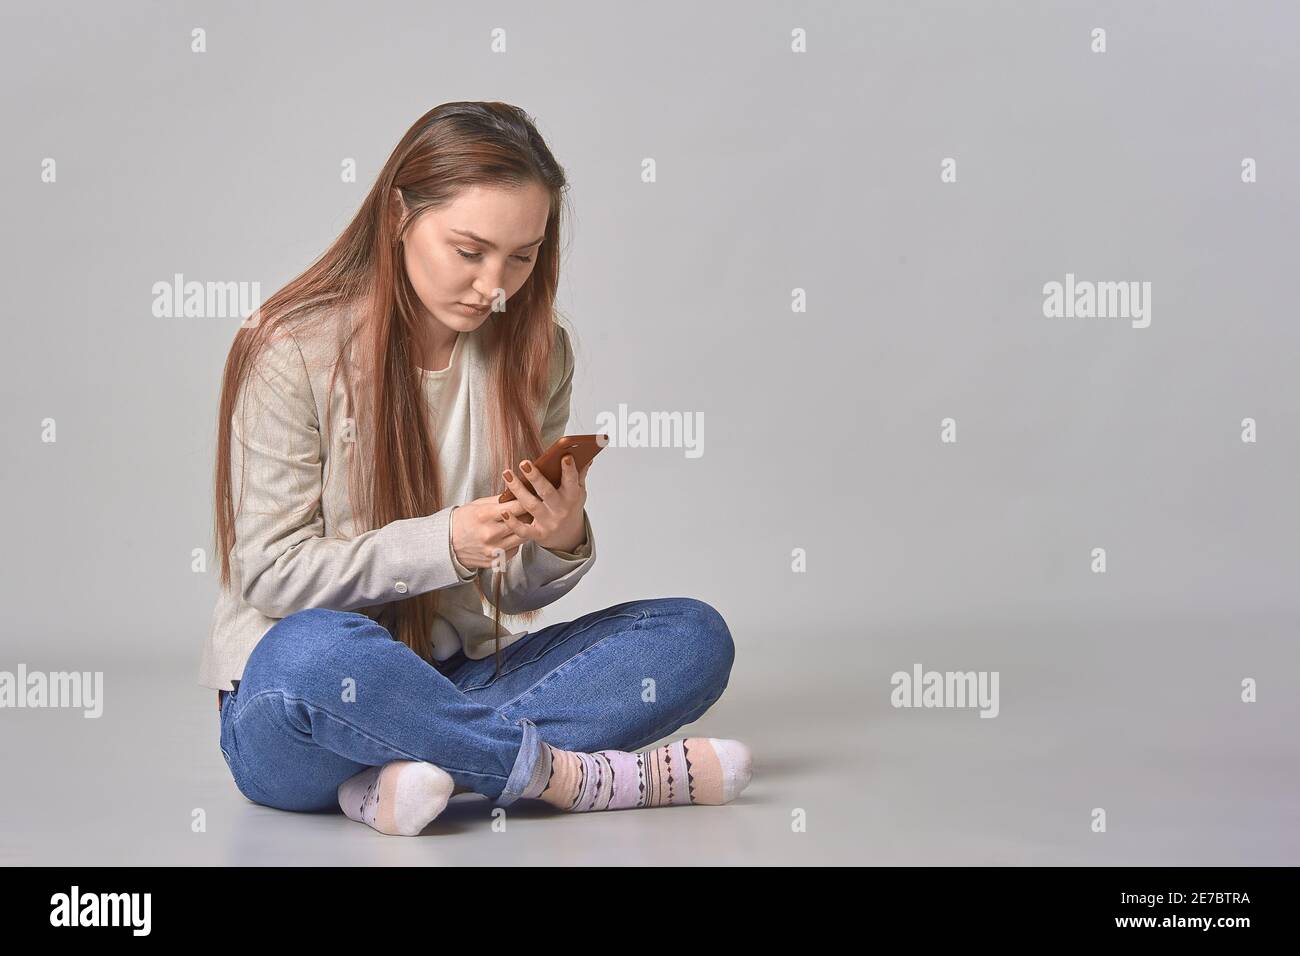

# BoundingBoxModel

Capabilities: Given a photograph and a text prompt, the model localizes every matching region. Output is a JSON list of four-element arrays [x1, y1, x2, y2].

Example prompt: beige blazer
[[199, 300, 596, 692]]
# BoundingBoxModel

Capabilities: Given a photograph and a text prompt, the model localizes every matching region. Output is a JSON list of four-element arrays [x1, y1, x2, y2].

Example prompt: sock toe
[[706, 738, 753, 803], [384, 761, 455, 836], [339, 761, 456, 836]]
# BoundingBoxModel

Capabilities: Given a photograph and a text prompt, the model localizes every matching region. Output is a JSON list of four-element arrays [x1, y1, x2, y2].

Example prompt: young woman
[[200, 101, 752, 836]]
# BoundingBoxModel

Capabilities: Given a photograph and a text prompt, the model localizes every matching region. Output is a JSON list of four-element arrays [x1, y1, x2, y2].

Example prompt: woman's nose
[[473, 281, 505, 307]]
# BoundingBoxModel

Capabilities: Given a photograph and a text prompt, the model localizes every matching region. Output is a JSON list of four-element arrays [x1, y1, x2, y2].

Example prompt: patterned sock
[[526, 738, 752, 812], [337, 760, 455, 836]]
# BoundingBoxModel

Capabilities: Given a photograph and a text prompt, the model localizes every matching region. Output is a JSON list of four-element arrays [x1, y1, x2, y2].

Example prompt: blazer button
[[394, 581, 409, 594]]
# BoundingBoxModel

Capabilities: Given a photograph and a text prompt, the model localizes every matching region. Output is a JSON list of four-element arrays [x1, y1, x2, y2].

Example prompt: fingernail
[[521, 461, 533, 473], [503, 469, 513, 481]]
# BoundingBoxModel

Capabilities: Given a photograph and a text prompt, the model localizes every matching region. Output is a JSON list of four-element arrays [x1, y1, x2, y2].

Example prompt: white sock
[[337, 760, 455, 836]]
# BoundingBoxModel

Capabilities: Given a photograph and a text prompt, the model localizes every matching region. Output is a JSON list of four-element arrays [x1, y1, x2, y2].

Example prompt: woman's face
[[395, 182, 550, 334]]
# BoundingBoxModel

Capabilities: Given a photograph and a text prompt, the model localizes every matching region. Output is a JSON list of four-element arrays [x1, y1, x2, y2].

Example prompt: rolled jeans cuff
[[496, 716, 551, 807]]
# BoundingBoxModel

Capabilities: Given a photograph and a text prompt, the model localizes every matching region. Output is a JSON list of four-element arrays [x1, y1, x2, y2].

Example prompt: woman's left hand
[[499, 454, 592, 553]]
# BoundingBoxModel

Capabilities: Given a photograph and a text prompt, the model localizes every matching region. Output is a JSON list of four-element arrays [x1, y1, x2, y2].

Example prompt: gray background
[[1, 0, 1296, 864]]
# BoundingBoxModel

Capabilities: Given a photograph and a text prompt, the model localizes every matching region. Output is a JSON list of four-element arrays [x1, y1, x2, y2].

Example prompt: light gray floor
[[3, 606, 1295, 866]]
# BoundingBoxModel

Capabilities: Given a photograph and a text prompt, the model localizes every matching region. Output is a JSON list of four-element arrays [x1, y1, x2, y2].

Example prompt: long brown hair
[[213, 101, 572, 672]]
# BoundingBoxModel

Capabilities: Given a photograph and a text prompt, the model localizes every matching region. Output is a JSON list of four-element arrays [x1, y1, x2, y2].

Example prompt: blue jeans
[[218, 597, 735, 812]]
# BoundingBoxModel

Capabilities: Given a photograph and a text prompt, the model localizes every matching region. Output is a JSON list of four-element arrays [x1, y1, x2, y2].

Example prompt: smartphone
[[498, 433, 609, 505]]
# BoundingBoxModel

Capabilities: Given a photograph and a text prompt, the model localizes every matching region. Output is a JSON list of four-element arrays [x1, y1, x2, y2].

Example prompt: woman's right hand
[[451, 495, 532, 571]]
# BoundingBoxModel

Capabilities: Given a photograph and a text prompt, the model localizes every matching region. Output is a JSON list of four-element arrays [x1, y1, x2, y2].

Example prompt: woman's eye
[[455, 248, 532, 264]]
